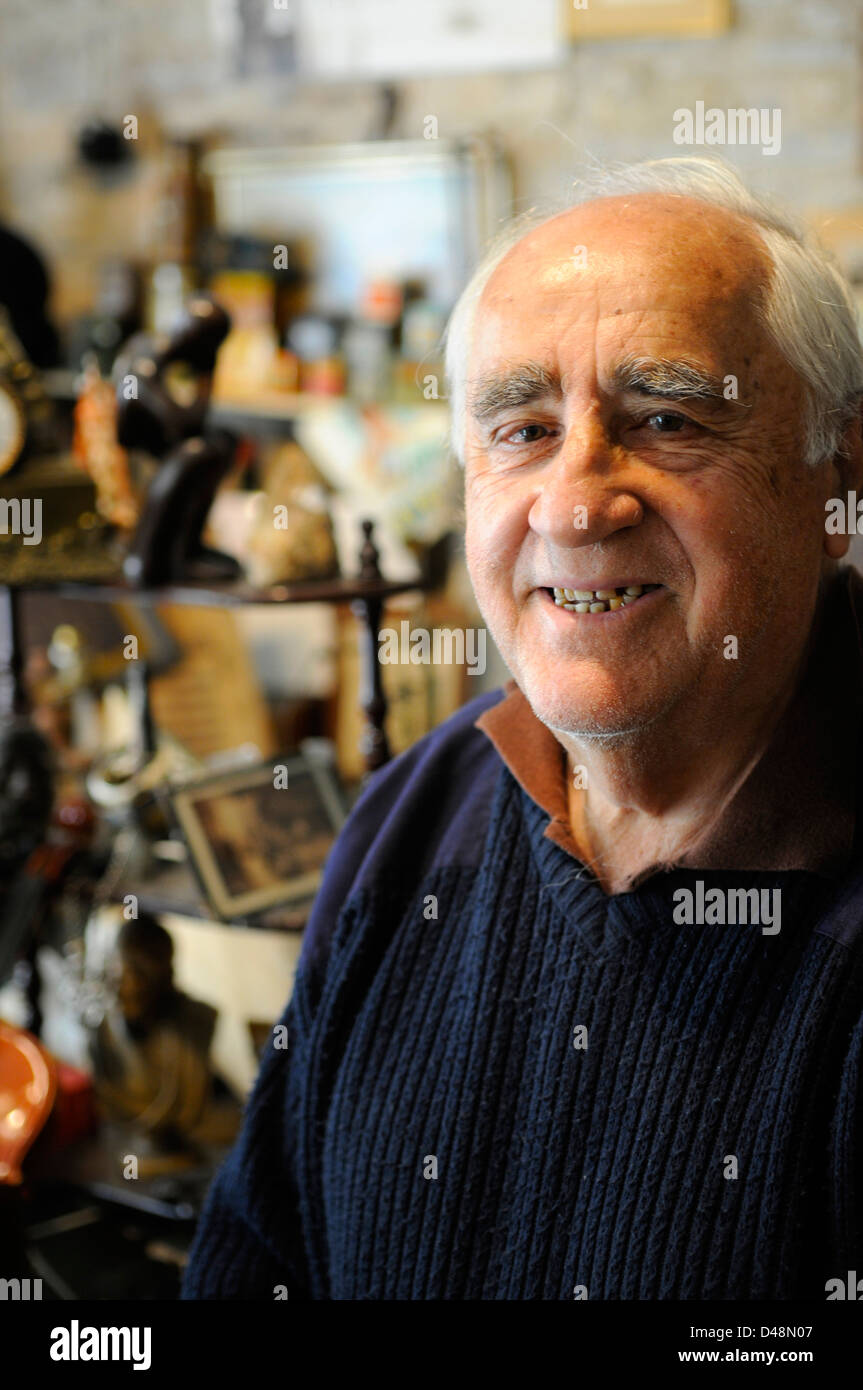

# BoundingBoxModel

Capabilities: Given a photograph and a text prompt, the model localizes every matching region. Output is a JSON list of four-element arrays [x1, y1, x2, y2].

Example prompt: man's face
[[463, 194, 837, 739]]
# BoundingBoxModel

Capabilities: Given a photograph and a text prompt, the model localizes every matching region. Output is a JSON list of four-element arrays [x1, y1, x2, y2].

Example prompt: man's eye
[[506, 424, 551, 444], [644, 412, 690, 433]]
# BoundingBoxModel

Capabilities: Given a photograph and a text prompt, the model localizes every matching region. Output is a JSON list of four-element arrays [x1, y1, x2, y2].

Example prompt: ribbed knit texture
[[182, 691, 863, 1301]]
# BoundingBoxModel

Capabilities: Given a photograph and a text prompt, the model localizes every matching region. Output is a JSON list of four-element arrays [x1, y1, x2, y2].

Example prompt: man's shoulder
[[299, 687, 508, 976]]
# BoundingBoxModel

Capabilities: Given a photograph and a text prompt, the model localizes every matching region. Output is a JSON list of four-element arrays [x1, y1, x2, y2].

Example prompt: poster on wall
[[261, 0, 563, 78]]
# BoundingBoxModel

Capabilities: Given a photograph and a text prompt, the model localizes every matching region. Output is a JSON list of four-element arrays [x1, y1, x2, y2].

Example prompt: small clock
[[0, 379, 25, 476]]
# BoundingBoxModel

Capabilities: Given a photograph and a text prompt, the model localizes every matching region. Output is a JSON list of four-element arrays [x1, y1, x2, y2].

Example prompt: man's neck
[[558, 659, 808, 895]]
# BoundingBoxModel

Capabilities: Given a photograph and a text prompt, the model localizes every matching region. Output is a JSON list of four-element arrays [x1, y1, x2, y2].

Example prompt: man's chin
[[518, 672, 666, 743], [540, 707, 659, 744]]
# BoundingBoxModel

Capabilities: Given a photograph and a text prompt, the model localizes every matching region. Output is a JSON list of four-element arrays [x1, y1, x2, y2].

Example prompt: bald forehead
[[482, 193, 771, 314], [461, 192, 794, 438]]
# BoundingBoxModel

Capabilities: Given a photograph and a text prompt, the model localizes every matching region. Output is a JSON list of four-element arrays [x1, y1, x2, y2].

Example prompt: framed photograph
[[564, 0, 731, 41], [169, 749, 346, 922], [203, 137, 512, 319]]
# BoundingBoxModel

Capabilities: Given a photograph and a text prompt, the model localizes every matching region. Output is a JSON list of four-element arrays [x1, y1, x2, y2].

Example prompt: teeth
[[550, 582, 658, 612]]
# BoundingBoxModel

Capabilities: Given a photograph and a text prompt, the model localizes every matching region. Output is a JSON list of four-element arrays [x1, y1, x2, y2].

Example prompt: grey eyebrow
[[610, 355, 728, 402], [467, 363, 562, 424], [466, 355, 732, 432]]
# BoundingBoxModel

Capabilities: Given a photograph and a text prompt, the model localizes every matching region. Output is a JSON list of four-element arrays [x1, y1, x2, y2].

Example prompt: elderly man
[[183, 158, 863, 1301]]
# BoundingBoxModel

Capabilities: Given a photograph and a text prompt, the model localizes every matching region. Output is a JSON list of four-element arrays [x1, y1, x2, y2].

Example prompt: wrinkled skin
[[463, 194, 863, 891]]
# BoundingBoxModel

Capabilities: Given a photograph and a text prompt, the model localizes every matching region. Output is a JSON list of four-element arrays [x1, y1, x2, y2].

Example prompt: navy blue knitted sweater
[[182, 690, 863, 1300]]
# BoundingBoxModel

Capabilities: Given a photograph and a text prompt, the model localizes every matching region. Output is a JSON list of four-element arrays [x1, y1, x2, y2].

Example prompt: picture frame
[[203, 137, 512, 319], [564, 0, 731, 41], [169, 747, 347, 922]]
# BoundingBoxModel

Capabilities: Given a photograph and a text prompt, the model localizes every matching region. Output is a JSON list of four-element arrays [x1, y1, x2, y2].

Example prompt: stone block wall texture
[[0, 0, 860, 322]]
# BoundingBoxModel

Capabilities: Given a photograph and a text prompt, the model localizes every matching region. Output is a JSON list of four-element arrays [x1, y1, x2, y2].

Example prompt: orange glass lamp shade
[[0, 1021, 56, 1185]]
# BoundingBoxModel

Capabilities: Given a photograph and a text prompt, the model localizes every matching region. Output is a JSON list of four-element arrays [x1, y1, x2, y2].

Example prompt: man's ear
[[823, 403, 863, 561]]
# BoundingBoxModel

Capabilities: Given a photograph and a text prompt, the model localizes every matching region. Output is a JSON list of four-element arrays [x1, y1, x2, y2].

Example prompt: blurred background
[[1, 0, 862, 1298]]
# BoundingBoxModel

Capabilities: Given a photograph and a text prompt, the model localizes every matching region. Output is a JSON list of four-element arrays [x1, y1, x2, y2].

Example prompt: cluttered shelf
[[0, 511, 419, 786]]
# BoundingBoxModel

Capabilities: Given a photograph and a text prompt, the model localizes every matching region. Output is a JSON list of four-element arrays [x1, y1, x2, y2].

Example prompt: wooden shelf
[[211, 392, 447, 422], [42, 372, 447, 425], [0, 518, 423, 778], [13, 572, 429, 607]]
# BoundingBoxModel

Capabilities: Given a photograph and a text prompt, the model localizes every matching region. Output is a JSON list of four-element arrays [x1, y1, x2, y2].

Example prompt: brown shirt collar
[[475, 567, 863, 892]]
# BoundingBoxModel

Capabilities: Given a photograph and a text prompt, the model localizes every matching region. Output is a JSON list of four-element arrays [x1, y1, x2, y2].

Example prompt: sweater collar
[[475, 566, 863, 892]]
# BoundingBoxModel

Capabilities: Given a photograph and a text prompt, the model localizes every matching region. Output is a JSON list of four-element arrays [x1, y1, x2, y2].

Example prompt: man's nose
[[527, 416, 643, 546]]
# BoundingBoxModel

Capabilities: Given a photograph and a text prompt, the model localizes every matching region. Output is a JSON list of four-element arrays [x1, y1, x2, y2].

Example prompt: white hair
[[444, 156, 863, 468]]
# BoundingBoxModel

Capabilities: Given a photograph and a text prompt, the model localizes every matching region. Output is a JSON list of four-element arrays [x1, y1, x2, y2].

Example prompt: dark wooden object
[[114, 295, 240, 586], [351, 520, 392, 773]]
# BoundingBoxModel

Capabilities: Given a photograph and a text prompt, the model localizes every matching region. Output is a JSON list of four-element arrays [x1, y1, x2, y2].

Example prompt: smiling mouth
[[545, 583, 663, 614]]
